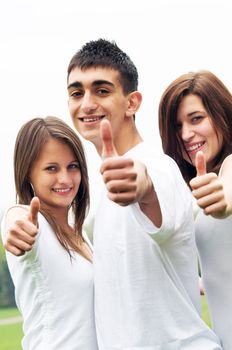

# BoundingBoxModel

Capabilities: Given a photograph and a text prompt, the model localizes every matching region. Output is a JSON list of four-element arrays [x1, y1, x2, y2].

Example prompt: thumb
[[28, 196, 40, 225], [100, 119, 117, 159], [195, 151, 207, 176]]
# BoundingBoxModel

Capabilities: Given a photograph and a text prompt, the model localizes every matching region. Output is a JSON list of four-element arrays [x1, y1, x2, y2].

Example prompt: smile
[[185, 142, 205, 152], [80, 115, 105, 123], [52, 188, 72, 193]]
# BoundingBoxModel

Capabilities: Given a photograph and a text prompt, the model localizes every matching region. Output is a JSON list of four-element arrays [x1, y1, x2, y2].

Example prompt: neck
[[115, 128, 143, 155], [95, 123, 143, 156], [41, 204, 69, 227]]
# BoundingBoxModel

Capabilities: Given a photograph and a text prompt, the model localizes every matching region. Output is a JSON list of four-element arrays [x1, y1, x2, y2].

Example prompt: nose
[[81, 92, 98, 114], [57, 170, 70, 184], [180, 123, 195, 141]]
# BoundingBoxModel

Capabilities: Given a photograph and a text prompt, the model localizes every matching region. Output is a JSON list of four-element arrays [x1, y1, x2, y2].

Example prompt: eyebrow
[[44, 159, 78, 166], [67, 80, 115, 90], [187, 110, 206, 117]]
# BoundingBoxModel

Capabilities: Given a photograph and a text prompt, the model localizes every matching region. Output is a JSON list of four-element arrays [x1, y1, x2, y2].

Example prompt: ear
[[125, 91, 142, 117]]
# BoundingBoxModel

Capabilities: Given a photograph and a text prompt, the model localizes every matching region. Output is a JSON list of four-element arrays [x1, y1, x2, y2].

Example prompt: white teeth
[[53, 188, 70, 193], [83, 116, 102, 122], [186, 143, 203, 152]]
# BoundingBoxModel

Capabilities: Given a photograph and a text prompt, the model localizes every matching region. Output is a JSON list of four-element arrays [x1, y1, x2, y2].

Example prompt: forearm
[[138, 170, 162, 227]]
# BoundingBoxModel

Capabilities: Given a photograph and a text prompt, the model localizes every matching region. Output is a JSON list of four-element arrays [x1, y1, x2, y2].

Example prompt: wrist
[[139, 175, 154, 205]]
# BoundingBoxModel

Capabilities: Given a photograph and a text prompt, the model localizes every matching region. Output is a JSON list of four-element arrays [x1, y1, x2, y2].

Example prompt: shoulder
[[128, 142, 177, 168], [1, 205, 30, 243], [5, 204, 29, 222], [219, 154, 232, 177]]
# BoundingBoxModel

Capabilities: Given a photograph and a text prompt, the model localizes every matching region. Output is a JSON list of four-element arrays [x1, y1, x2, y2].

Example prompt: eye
[[96, 88, 110, 95], [68, 162, 80, 170], [70, 90, 83, 98], [45, 165, 57, 172], [191, 115, 203, 123]]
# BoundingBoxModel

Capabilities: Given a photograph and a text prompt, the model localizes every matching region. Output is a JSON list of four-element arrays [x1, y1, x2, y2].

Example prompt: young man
[[4, 40, 222, 348]]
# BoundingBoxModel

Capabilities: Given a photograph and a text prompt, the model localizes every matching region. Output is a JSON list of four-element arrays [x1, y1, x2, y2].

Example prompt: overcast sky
[[1, 0, 232, 218]]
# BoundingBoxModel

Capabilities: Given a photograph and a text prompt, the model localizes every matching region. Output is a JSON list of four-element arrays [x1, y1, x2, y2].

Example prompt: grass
[[0, 307, 23, 350], [0, 307, 21, 319], [201, 295, 212, 327], [0, 323, 23, 350], [0, 296, 211, 349]]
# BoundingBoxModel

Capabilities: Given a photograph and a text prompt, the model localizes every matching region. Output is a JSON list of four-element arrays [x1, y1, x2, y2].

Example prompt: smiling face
[[30, 137, 81, 215], [67, 67, 141, 154], [176, 94, 223, 169]]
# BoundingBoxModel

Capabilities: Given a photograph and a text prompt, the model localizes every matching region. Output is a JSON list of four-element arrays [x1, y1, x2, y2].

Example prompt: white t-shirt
[[195, 211, 232, 350], [93, 142, 222, 349], [1, 213, 98, 350]]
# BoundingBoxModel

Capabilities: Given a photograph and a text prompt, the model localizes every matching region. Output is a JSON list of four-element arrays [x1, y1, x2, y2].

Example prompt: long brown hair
[[159, 70, 232, 184], [14, 116, 90, 259]]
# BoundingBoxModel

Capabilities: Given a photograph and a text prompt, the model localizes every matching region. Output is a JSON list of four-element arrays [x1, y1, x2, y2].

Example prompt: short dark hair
[[67, 38, 138, 94]]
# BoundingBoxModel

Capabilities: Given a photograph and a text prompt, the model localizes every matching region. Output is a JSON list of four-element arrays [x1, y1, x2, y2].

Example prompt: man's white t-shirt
[[93, 142, 221, 349]]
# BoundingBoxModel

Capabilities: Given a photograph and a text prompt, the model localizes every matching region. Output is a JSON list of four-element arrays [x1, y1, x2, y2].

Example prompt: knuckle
[[103, 172, 111, 183], [197, 199, 204, 208], [129, 172, 137, 180], [24, 246, 32, 252], [15, 250, 25, 257], [204, 208, 210, 215], [127, 159, 134, 166], [7, 225, 17, 235], [30, 236, 37, 244], [31, 227, 38, 236], [14, 219, 25, 227], [131, 184, 137, 192]]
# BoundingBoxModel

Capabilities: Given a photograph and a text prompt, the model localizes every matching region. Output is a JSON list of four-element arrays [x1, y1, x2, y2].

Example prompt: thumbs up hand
[[99, 120, 151, 207], [195, 150, 207, 176], [28, 197, 40, 226], [100, 119, 137, 206], [100, 118, 118, 159], [4, 197, 40, 256], [190, 151, 228, 218]]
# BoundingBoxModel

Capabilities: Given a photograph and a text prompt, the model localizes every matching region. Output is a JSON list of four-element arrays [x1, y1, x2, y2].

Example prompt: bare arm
[[134, 160, 162, 227]]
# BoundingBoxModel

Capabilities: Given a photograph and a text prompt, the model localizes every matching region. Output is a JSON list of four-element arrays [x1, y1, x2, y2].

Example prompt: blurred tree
[[0, 238, 16, 307]]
